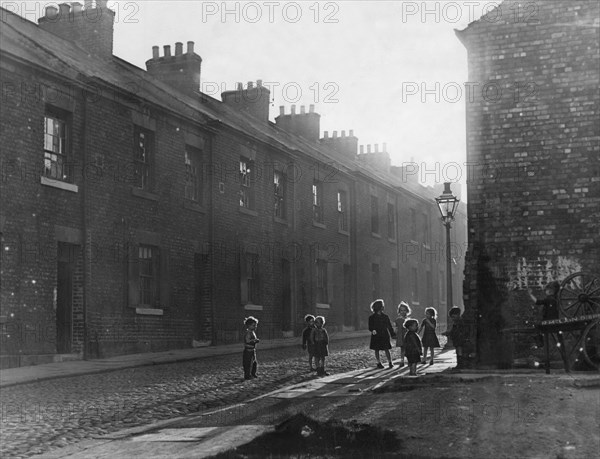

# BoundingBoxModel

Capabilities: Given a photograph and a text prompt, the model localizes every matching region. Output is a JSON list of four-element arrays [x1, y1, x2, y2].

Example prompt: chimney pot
[[360, 145, 364, 154], [301, 106, 306, 114], [237, 82, 243, 91], [367, 145, 372, 153], [375, 143, 379, 153], [309, 104, 314, 113], [342, 130, 346, 137], [45, 5, 58, 18], [279, 106, 285, 115], [84, 0, 93, 9], [257, 79, 263, 87], [72, 2, 83, 13], [187, 41, 194, 54], [291, 105, 296, 115], [324, 131, 329, 138], [152, 45, 159, 59], [175, 42, 183, 56], [333, 131, 338, 138], [247, 81, 254, 89], [349, 129, 354, 137], [97, 0, 108, 8], [58, 3, 71, 15], [164, 45, 171, 57]]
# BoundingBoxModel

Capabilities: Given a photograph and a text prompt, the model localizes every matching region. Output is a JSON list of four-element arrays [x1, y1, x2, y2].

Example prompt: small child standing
[[419, 307, 441, 365], [368, 299, 396, 369], [395, 302, 411, 367], [310, 316, 329, 376], [301, 314, 316, 371], [442, 307, 466, 370], [242, 316, 260, 380], [403, 319, 423, 376]]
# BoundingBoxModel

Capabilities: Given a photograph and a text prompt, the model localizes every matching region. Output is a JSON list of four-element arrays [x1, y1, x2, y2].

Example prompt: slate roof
[[0, 6, 439, 202]]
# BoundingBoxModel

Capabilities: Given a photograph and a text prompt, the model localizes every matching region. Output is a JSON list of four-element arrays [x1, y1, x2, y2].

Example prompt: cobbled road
[[1, 336, 381, 458]]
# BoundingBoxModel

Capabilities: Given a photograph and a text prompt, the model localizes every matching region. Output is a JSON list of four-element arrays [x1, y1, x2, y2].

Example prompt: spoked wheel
[[581, 320, 600, 370], [558, 272, 600, 318]]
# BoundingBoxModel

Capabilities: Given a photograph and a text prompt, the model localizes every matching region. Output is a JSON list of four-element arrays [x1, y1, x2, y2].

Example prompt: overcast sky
[[7, 1, 500, 186]]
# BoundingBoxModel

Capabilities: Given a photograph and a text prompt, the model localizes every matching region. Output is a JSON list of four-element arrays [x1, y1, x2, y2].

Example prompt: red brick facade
[[457, 0, 600, 366], [0, 3, 466, 368]]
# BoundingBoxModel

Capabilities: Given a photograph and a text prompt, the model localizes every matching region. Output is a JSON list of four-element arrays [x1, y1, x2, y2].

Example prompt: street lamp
[[435, 182, 460, 313]]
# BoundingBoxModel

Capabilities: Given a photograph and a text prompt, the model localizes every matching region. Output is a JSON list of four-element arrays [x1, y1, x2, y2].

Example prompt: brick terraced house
[[0, 1, 466, 368], [457, 0, 599, 366]]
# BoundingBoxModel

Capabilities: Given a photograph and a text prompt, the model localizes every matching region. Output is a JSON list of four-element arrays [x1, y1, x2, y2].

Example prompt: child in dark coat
[[310, 316, 330, 376], [301, 314, 316, 371], [403, 318, 422, 376], [442, 307, 467, 370], [395, 302, 411, 367], [368, 299, 396, 369]]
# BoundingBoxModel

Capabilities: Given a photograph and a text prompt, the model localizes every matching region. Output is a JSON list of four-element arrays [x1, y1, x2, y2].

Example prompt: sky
[[5, 1, 500, 186]]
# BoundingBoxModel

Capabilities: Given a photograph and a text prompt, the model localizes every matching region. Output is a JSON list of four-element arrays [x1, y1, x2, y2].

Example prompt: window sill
[[239, 206, 258, 217], [131, 187, 159, 201], [316, 303, 330, 309], [184, 200, 206, 213], [423, 243, 431, 250], [243, 304, 263, 311], [338, 229, 350, 236], [41, 176, 78, 193], [274, 216, 289, 225], [388, 237, 397, 244], [312, 221, 326, 229], [371, 232, 381, 239], [135, 307, 164, 316]]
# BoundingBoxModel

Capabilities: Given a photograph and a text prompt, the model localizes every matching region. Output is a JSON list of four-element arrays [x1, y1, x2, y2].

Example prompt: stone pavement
[[0, 329, 371, 387], [39, 348, 455, 459]]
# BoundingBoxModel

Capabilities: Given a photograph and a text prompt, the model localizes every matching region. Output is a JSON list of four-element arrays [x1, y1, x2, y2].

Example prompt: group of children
[[242, 302, 466, 380]]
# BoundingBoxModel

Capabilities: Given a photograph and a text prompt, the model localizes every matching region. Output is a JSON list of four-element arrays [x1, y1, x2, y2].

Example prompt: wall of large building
[[0, 3, 467, 368], [458, 0, 600, 366]]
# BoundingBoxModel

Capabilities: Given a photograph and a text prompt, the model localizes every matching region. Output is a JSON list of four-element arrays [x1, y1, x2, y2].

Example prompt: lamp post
[[435, 182, 460, 314]]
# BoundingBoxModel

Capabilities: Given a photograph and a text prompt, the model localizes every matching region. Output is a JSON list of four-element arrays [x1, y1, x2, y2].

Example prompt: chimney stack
[[38, 0, 116, 59], [320, 129, 358, 157], [146, 41, 203, 96], [275, 104, 321, 142], [221, 80, 271, 122], [357, 142, 392, 172]]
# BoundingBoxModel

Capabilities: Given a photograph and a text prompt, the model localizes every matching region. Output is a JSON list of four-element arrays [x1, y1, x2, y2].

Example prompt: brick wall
[[458, 0, 600, 365]]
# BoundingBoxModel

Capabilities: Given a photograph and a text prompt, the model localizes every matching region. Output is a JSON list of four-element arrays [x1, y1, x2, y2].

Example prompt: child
[[242, 316, 260, 380], [395, 302, 411, 367], [368, 299, 396, 369], [419, 307, 441, 365], [442, 307, 466, 370], [310, 316, 329, 376], [403, 319, 422, 376], [301, 314, 316, 371]]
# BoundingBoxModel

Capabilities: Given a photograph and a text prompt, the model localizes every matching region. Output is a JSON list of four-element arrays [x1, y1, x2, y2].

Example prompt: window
[[184, 145, 202, 203], [274, 170, 286, 219], [241, 253, 260, 304], [239, 157, 255, 209], [139, 245, 159, 307], [43, 108, 72, 182], [313, 180, 323, 223], [371, 196, 379, 234], [422, 213, 431, 244], [392, 267, 399, 306], [387, 203, 396, 239], [371, 263, 380, 299], [411, 267, 419, 303], [410, 208, 417, 240], [316, 259, 328, 303], [134, 126, 154, 190], [337, 190, 348, 232]]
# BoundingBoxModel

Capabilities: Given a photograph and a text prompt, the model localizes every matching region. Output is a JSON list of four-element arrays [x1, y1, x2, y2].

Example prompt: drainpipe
[[81, 91, 89, 360]]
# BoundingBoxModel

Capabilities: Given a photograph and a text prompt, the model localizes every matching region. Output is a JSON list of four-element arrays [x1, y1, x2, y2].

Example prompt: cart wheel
[[581, 320, 600, 370], [558, 272, 600, 318]]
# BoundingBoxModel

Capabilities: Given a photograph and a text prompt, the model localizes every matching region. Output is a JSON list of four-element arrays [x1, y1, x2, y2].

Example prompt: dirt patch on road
[[210, 413, 407, 458]]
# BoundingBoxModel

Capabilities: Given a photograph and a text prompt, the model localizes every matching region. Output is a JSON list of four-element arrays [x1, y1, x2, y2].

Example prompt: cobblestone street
[[0, 336, 386, 458]]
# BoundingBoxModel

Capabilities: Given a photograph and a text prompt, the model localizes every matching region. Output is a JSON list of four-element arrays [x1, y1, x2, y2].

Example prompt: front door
[[56, 242, 77, 353]]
